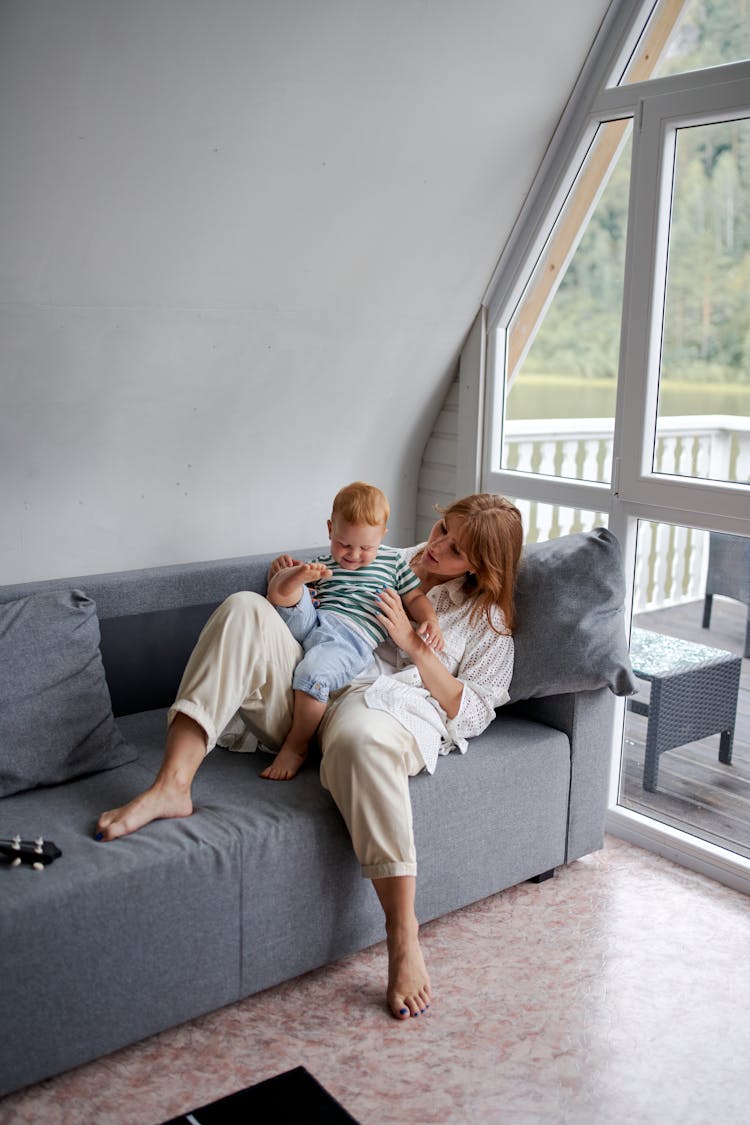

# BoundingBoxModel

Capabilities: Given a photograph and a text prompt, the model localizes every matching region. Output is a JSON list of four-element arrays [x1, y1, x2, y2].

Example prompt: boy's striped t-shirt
[[312, 545, 421, 645]]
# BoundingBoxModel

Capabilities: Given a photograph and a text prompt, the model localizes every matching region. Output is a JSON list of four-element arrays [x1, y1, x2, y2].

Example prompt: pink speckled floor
[[2, 836, 749, 1125]]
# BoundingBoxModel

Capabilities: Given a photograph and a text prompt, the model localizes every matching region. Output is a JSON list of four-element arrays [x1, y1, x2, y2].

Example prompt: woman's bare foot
[[372, 876, 430, 1019], [96, 784, 193, 841], [267, 561, 332, 607], [96, 712, 206, 840], [260, 740, 307, 780], [386, 922, 432, 1019]]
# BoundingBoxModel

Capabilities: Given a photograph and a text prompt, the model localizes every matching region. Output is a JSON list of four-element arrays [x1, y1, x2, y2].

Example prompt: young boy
[[262, 481, 443, 780]]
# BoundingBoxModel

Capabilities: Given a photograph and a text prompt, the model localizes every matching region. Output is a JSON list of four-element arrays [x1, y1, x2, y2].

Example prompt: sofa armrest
[[505, 687, 615, 863]]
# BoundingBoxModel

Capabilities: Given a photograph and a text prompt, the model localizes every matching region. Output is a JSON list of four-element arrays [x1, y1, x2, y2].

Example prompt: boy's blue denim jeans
[[276, 587, 375, 702]]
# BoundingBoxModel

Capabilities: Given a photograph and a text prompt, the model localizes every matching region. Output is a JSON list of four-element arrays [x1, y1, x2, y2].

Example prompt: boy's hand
[[416, 618, 445, 653]]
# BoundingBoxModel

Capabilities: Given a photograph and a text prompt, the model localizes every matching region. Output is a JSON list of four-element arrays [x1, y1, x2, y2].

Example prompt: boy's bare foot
[[96, 784, 193, 841], [260, 741, 307, 780], [386, 922, 432, 1019], [267, 561, 332, 607]]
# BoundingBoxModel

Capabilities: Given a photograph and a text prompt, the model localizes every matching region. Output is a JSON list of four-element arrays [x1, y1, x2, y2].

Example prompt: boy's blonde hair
[[331, 481, 389, 528]]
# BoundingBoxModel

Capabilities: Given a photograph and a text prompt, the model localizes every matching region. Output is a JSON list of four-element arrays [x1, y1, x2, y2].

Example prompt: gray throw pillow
[[0, 589, 136, 797], [509, 528, 637, 702]]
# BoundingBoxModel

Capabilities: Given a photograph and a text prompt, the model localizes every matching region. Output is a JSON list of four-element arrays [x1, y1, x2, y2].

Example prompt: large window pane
[[620, 0, 750, 86], [501, 124, 631, 483], [619, 518, 749, 858], [655, 117, 750, 486]]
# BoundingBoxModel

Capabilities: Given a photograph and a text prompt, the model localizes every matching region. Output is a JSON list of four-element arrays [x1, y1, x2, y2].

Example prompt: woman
[[96, 493, 523, 1020]]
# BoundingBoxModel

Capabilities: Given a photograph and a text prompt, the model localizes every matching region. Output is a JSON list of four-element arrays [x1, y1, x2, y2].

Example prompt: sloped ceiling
[[0, 0, 613, 580]]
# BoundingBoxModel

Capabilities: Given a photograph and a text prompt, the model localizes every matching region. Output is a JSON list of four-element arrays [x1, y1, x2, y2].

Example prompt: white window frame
[[615, 70, 750, 526], [479, 15, 750, 892]]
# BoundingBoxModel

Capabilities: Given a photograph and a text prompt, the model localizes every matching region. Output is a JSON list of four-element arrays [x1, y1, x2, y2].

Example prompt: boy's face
[[327, 516, 386, 570]]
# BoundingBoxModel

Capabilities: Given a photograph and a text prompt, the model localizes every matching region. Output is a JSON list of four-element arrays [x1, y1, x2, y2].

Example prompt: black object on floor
[[161, 1065, 360, 1123]]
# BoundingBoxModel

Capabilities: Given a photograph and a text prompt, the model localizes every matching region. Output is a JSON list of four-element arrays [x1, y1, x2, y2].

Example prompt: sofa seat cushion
[[115, 710, 387, 994], [116, 707, 572, 995], [410, 713, 571, 919], [0, 745, 243, 1094]]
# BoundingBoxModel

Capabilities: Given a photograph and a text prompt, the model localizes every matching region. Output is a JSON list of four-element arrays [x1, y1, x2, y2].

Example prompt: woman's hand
[[373, 585, 443, 657], [376, 588, 463, 718], [377, 590, 445, 653], [374, 587, 419, 653]]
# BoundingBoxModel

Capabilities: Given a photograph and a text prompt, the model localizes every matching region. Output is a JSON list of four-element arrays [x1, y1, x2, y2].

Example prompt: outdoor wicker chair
[[702, 531, 750, 659]]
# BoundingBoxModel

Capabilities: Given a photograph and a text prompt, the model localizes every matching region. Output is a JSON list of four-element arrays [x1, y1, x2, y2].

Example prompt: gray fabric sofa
[[0, 529, 635, 1098]]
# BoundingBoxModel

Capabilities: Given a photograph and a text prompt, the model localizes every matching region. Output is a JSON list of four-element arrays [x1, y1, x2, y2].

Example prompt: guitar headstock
[[0, 835, 62, 870]]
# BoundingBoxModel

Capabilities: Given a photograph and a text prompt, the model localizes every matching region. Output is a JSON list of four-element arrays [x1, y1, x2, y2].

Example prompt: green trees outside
[[523, 0, 750, 388], [664, 116, 750, 383]]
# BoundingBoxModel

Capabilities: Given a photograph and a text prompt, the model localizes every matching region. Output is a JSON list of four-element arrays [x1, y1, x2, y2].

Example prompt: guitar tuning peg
[[32, 862, 44, 871], [34, 837, 44, 853], [11, 857, 22, 867], [12, 835, 21, 850]]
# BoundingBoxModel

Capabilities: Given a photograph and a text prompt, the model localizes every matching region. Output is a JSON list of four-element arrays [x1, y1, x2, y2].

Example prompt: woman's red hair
[[438, 494, 523, 634]]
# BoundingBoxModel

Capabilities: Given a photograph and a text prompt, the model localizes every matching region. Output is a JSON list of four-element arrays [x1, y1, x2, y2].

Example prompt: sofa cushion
[[0, 589, 136, 797], [509, 528, 636, 701], [0, 743, 242, 1095]]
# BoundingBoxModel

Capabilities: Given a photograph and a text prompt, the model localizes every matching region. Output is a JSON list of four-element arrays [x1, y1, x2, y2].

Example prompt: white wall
[[0, 0, 610, 583]]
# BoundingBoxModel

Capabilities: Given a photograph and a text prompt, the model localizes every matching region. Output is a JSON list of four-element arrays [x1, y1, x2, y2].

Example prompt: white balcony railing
[[503, 415, 750, 613]]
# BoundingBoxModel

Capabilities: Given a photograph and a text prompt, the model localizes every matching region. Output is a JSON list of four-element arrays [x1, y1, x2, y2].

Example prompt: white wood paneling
[[416, 378, 459, 541]]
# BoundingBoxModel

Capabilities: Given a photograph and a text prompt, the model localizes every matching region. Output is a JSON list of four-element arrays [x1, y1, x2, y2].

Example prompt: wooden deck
[[620, 596, 750, 860]]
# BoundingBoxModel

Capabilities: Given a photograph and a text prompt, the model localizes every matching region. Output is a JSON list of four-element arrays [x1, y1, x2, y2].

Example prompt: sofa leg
[[527, 869, 555, 884]]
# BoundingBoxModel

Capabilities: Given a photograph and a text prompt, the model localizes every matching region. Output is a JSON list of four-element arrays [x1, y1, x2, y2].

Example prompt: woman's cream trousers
[[168, 592, 424, 878]]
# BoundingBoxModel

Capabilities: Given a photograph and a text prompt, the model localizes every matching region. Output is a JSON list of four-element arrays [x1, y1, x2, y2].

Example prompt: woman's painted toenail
[[400, 1007, 408, 1015], [95, 832, 104, 841]]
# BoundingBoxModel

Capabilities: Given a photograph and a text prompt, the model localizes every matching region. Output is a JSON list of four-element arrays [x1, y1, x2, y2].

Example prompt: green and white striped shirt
[[313, 545, 421, 645]]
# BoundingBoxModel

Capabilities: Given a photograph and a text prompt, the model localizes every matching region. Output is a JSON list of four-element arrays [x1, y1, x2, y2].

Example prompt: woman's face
[[421, 515, 471, 579]]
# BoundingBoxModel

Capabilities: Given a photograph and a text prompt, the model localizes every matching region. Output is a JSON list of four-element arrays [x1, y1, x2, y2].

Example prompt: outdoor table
[[627, 627, 741, 792]]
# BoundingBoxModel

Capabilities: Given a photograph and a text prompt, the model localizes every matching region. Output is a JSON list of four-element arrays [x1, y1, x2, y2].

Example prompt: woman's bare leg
[[318, 686, 428, 1019], [373, 875, 432, 1019], [96, 714, 207, 840]]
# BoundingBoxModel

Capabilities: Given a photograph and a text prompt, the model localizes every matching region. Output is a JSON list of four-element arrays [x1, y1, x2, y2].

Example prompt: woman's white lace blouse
[[359, 544, 514, 774]]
